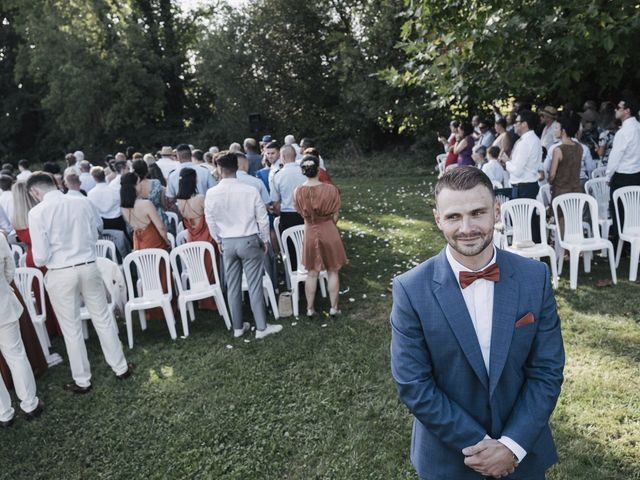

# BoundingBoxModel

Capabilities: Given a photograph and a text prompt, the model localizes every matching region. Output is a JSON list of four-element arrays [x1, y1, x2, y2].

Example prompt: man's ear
[[433, 207, 442, 231], [494, 198, 501, 222]]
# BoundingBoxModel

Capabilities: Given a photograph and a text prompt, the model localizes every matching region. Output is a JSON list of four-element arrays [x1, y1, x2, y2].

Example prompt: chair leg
[[569, 251, 579, 289], [557, 248, 565, 276], [179, 298, 189, 338], [608, 245, 618, 285], [548, 251, 558, 289], [292, 282, 300, 318], [125, 305, 134, 349], [162, 300, 177, 340], [214, 289, 232, 330], [583, 251, 592, 273], [138, 311, 147, 331], [319, 275, 327, 298], [82, 319, 90, 340], [600, 223, 608, 257], [188, 301, 195, 322], [616, 239, 624, 267], [267, 284, 279, 319], [629, 241, 640, 282]]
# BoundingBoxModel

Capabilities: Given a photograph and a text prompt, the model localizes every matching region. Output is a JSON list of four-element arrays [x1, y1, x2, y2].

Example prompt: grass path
[[1, 175, 638, 479]]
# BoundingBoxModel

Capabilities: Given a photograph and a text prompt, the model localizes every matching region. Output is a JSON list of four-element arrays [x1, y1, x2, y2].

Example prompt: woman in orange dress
[[11, 181, 62, 337], [176, 168, 218, 310], [120, 173, 171, 320], [294, 155, 348, 317]]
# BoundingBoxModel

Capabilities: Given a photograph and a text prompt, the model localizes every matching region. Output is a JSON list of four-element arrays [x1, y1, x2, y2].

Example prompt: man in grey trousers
[[204, 151, 283, 339]]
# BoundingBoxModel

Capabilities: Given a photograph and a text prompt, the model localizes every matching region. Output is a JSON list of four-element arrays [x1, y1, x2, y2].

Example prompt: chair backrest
[[552, 193, 600, 243], [584, 178, 611, 220], [273, 216, 285, 255], [123, 249, 172, 300], [96, 239, 118, 263], [501, 199, 547, 246], [176, 230, 189, 246], [491, 180, 503, 189], [101, 229, 131, 259], [169, 241, 220, 294], [95, 257, 120, 306], [496, 194, 510, 206], [590, 166, 607, 179], [436, 153, 446, 174], [538, 183, 551, 207], [167, 232, 175, 250], [165, 211, 180, 234], [11, 244, 24, 268], [13, 267, 45, 318], [612, 186, 640, 236], [281, 225, 305, 273]]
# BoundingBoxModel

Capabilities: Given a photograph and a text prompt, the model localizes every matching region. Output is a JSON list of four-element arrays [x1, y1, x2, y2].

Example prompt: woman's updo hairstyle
[[300, 155, 319, 178]]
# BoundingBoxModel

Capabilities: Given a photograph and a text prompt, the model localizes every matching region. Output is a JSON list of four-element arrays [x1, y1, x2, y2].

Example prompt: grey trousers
[[221, 235, 267, 331]]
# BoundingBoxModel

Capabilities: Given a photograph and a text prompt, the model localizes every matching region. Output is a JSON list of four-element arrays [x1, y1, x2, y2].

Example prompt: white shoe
[[329, 307, 341, 317], [234, 322, 251, 338], [306, 309, 316, 317], [255, 323, 283, 339]]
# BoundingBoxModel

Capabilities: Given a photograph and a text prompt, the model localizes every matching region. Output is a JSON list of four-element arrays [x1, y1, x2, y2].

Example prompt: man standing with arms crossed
[[27, 173, 133, 393], [391, 167, 564, 479]]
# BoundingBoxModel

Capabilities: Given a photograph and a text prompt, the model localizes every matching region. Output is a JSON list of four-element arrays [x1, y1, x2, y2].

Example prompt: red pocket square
[[515, 312, 535, 328]]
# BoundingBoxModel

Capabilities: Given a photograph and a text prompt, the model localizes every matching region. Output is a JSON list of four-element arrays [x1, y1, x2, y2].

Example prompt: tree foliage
[[386, 0, 640, 112]]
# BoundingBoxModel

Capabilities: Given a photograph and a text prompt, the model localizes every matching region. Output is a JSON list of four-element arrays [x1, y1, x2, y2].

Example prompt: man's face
[[265, 148, 279, 164], [554, 121, 562, 139], [515, 116, 526, 136], [615, 102, 629, 121], [472, 116, 480, 127], [434, 185, 499, 259], [539, 114, 551, 126]]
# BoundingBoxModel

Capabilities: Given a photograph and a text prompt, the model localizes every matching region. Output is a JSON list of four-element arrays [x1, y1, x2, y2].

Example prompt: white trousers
[[0, 320, 39, 422], [45, 263, 128, 387]]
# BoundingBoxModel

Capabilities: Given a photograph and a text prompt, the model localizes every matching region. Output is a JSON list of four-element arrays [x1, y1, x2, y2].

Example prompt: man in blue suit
[[391, 167, 564, 479]]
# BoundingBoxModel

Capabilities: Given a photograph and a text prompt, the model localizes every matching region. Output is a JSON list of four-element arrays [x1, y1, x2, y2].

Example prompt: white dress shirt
[[29, 190, 101, 269], [204, 178, 269, 244], [0, 207, 11, 234], [66, 190, 103, 230], [109, 175, 121, 191], [270, 163, 306, 212], [445, 246, 527, 462], [506, 130, 543, 184], [79, 172, 96, 192], [0, 191, 13, 221], [156, 156, 180, 179], [87, 182, 122, 219], [16, 170, 32, 182], [606, 116, 640, 179], [237, 171, 271, 205], [0, 234, 22, 324], [482, 159, 507, 187], [540, 121, 559, 151]]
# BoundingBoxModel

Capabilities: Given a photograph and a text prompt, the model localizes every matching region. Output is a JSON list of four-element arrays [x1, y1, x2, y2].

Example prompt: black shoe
[[116, 363, 136, 380], [25, 400, 45, 421], [63, 382, 92, 394], [0, 417, 14, 428]]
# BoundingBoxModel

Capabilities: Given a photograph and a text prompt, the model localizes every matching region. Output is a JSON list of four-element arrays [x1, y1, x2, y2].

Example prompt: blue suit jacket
[[390, 248, 564, 480]]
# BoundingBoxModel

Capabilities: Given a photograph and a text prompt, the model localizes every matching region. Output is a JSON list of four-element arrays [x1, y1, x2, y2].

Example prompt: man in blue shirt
[[166, 144, 216, 202]]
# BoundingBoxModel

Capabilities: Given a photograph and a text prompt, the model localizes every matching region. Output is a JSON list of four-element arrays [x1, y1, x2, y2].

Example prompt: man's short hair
[[176, 143, 191, 161], [2, 163, 13, 172], [299, 137, 314, 150], [487, 146, 501, 159], [494, 117, 507, 129], [619, 96, 639, 116], [216, 152, 238, 172], [0, 175, 13, 192], [91, 166, 106, 182], [280, 145, 296, 162], [265, 141, 280, 150], [517, 110, 537, 131], [192, 149, 203, 162], [79, 160, 91, 172], [18, 159, 29, 169], [243, 138, 258, 152], [64, 172, 81, 188], [26, 172, 55, 191], [65, 153, 77, 165], [113, 160, 127, 174], [42, 161, 61, 175], [434, 166, 495, 201]]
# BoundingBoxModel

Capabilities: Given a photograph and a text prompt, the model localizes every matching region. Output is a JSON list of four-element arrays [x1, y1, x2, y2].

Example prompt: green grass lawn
[[2, 174, 639, 479]]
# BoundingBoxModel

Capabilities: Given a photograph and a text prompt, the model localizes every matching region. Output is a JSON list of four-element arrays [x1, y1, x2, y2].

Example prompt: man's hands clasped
[[462, 439, 518, 478]]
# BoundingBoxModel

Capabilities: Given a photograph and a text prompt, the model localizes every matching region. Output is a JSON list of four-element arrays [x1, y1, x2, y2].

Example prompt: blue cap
[[261, 135, 272, 143]]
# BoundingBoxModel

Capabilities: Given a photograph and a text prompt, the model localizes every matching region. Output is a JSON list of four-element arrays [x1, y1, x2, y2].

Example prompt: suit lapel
[[489, 249, 519, 397], [432, 250, 489, 391]]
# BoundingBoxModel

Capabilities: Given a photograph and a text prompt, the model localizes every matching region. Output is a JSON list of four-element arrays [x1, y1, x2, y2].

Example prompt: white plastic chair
[[176, 229, 189, 246], [96, 239, 118, 263], [436, 153, 446, 175], [281, 225, 328, 317], [165, 211, 183, 235], [122, 249, 177, 348], [167, 232, 175, 250], [585, 178, 612, 256], [501, 199, 558, 288], [590, 166, 607, 179], [273, 216, 291, 290], [552, 193, 617, 289], [169, 242, 231, 337], [13, 268, 63, 367], [241, 270, 280, 319], [10, 244, 24, 268], [613, 186, 640, 281], [79, 257, 120, 340]]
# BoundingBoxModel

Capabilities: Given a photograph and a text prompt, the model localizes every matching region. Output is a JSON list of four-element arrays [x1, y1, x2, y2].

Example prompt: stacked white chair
[[552, 193, 617, 289], [612, 186, 640, 281], [13, 267, 63, 366], [436, 153, 446, 175], [273, 216, 291, 290], [176, 229, 189, 247], [165, 211, 184, 236], [167, 232, 176, 250], [96, 239, 118, 263], [501, 199, 558, 288], [584, 178, 612, 256], [10, 244, 24, 268], [123, 249, 177, 348], [169, 241, 231, 337], [590, 166, 607, 179], [281, 225, 328, 317], [241, 270, 280, 319]]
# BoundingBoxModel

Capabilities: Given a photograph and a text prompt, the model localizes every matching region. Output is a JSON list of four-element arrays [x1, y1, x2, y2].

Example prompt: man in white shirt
[[78, 160, 96, 192], [538, 106, 559, 151], [477, 119, 495, 149], [0, 175, 14, 221], [16, 159, 32, 182], [204, 152, 282, 340], [166, 144, 216, 202], [0, 233, 43, 427], [606, 96, 640, 245], [391, 167, 564, 479], [26, 173, 133, 394], [156, 146, 179, 179], [88, 166, 130, 242], [265, 141, 283, 194], [482, 146, 508, 188], [108, 160, 129, 191]]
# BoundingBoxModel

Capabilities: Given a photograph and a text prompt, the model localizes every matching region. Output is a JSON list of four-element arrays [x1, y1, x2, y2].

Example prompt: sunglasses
[[615, 105, 627, 111]]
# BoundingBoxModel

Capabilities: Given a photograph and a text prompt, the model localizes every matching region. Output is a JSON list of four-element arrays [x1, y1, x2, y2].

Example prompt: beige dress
[[294, 184, 348, 271]]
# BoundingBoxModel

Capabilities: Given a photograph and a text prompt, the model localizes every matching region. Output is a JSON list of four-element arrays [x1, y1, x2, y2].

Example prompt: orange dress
[[132, 222, 171, 320], [183, 215, 219, 311], [294, 183, 348, 272]]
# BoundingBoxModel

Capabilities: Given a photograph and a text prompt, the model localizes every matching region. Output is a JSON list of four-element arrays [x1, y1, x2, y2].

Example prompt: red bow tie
[[459, 263, 500, 289]]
